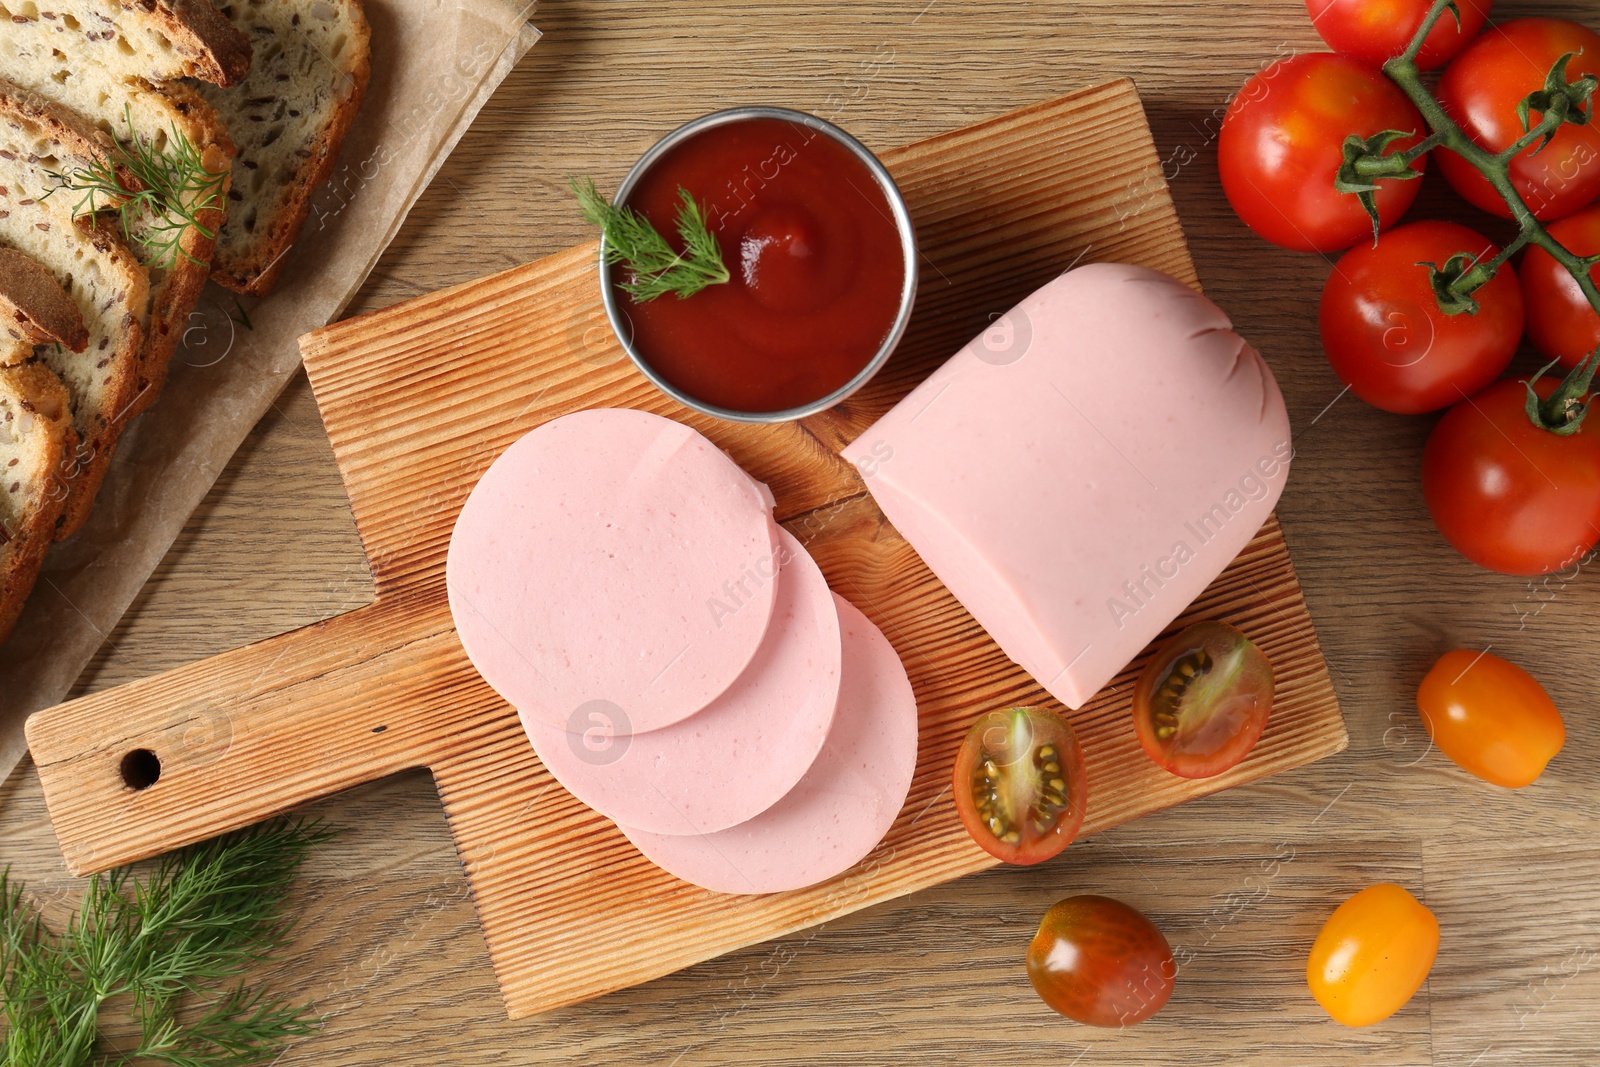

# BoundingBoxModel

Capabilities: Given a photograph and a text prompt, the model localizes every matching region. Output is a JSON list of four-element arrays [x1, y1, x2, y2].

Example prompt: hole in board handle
[[119, 749, 161, 790]]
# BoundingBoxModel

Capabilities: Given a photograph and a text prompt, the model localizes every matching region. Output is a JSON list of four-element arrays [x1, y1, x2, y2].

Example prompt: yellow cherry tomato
[[1307, 883, 1439, 1027], [1416, 650, 1566, 789]]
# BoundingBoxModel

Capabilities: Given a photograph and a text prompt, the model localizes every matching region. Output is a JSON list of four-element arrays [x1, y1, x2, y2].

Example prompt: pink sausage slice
[[524, 529, 843, 835], [619, 594, 919, 895], [448, 408, 782, 734]]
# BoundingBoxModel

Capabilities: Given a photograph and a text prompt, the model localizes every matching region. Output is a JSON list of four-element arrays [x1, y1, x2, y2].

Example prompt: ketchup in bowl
[[608, 111, 915, 419]]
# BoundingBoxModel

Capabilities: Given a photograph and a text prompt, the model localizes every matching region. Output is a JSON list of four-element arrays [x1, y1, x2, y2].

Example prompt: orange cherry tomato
[[1307, 883, 1440, 1027], [1415, 650, 1566, 788]]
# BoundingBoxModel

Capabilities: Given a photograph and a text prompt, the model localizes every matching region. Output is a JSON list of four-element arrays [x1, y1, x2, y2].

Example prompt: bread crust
[[0, 247, 89, 354], [0, 79, 151, 540], [124, 0, 255, 86], [206, 0, 372, 295], [0, 359, 77, 644]]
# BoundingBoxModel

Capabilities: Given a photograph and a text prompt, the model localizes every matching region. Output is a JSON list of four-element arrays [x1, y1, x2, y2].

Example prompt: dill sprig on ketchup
[[573, 177, 730, 302], [576, 113, 910, 417]]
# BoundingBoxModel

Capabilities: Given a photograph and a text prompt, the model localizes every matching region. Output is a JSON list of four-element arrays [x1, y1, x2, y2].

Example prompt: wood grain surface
[[24, 80, 1345, 1018], [3, 1, 1599, 1063]]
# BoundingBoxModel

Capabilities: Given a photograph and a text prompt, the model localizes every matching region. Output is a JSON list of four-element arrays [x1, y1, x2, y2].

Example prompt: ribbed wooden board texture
[[25, 79, 1346, 1019]]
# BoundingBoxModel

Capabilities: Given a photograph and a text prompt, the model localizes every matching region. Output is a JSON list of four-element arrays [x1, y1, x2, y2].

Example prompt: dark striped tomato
[[1027, 895, 1176, 1028]]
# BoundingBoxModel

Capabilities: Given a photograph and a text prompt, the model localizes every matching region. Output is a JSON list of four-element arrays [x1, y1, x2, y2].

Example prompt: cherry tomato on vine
[[1307, 0, 1491, 71], [1133, 621, 1274, 779], [1521, 203, 1600, 368], [1436, 19, 1600, 222], [1417, 649, 1566, 788], [1320, 221, 1523, 413], [1422, 372, 1600, 575], [1219, 53, 1428, 252], [1027, 895, 1176, 1028], [1307, 883, 1439, 1027], [953, 706, 1088, 865]]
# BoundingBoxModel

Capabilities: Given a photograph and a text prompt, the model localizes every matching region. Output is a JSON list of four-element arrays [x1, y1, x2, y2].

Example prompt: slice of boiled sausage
[[524, 528, 843, 835], [619, 594, 919, 894], [448, 408, 782, 734]]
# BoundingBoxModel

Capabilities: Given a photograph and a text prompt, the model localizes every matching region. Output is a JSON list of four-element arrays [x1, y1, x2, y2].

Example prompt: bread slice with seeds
[[0, 0, 252, 89], [0, 0, 244, 407], [0, 358, 76, 644], [0, 245, 82, 643], [107, 82, 234, 411], [199, 0, 370, 295], [0, 63, 236, 415], [0, 245, 88, 355], [0, 82, 151, 539]]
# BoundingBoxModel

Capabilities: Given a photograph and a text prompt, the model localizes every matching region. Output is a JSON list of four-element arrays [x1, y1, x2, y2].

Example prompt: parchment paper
[[0, 0, 541, 787]]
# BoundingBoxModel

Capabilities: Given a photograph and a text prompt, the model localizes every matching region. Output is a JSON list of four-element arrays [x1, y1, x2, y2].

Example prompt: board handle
[[25, 592, 494, 875]]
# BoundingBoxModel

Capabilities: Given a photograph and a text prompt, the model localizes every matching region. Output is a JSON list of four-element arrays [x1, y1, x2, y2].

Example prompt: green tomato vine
[[1342, 0, 1600, 314], [1338, 0, 1600, 426]]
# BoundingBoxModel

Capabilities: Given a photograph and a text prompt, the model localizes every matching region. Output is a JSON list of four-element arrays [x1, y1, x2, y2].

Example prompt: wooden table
[[4, 1, 1598, 1062]]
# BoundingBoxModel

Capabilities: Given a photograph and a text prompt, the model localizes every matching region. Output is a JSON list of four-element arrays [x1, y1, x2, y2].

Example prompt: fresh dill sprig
[[1, 817, 333, 1067], [573, 177, 730, 302], [42, 105, 227, 272]]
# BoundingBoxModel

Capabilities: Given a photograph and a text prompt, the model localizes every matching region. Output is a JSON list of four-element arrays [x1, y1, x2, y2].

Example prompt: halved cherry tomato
[[1436, 19, 1600, 222], [953, 706, 1087, 865], [1422, 374, 1600, 574], [1521, 203, 1600, 368], [1308, 883, 1439, 1027], [1416, 649, 1566, 788], [1027, 895, 1175, 1028], [1320, 221, 1523, 413], [1219, 53, 1428, 252], [1307, 0, 1491, 71], [1133, 621, 1274, 779]]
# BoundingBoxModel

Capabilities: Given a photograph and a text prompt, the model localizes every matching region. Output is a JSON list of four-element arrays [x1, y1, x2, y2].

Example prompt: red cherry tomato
[[1521, 203, 1600, 368], [1416, 649, 1566, 789], [1219, 53, 1428, 252], [1436, 19, 1600, 222], [1320, 221, 1524, 413], [1422, 375, 1600, 574], [1026, 895, 1176, 1028], [1132, 621, 1274, 779], [952, 706, 1088, 865], [1307, 0, 1491, 71], [1307, 884, 1439, 1027]]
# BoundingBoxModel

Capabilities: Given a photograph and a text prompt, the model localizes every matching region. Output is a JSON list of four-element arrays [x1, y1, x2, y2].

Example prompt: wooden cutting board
[[25, 79, 1347, 1019]]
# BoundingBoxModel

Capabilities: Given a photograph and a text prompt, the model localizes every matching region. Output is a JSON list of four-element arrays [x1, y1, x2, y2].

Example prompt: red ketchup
[[619, 116, 906, 414]]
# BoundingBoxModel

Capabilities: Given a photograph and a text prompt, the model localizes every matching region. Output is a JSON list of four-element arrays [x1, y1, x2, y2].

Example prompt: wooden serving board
[[26, 79, 1346, 1019]]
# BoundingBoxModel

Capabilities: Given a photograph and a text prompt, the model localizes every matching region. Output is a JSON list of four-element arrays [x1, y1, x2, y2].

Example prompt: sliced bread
[[111, 82, 233, 410], [0, 0, 252, 89], [0, 358, 76, 644], [0, 60, 236, 413], [0, 81, 151, 538], [200, 0, 371, 294], [0, 245, 88, 355]]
